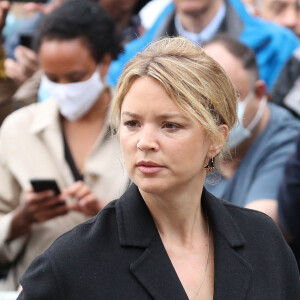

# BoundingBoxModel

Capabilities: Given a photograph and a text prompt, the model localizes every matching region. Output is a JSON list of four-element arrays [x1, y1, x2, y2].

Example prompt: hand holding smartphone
[[22, 179, 68, 224]]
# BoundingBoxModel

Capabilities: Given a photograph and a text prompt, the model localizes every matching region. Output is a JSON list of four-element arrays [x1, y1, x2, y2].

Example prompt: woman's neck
[[140, 184, 208, 248]]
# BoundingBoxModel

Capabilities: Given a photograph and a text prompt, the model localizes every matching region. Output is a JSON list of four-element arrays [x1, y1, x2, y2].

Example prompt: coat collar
[[29, 100, 69, 183], [29, 98, 60, 134], [116, 185, 188, 299], [116, 184, 252, 299], [116, 184, 246, 248], [28, 97, 115, 178]]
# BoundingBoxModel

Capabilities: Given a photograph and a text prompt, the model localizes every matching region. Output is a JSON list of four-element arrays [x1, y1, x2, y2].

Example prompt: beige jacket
[[0, 99, 129, 290]]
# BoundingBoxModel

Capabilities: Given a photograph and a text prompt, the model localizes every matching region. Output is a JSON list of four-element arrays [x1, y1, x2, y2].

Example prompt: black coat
[[19, 184, 300, 299]]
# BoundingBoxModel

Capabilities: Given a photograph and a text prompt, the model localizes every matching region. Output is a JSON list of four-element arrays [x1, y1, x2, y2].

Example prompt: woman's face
[[120, 76, 212, 195], [39, 38, 97, 84]]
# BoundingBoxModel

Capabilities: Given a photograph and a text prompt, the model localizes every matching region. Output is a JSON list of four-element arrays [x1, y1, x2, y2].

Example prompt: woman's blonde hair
[[112, 36, 238, 154]]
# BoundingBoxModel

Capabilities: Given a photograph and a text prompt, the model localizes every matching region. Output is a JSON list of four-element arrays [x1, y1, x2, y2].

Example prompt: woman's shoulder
[[206, 188, 284, 249], [220, 199, 293, 260], [46, 200, 119, 256], [1, 103, 39, 131], [223, 200, 280, 237], [19, 200, 123, 298], [225, 200, 274, 222], [0, 100, 57, 135], [205, 189, 279, 239]]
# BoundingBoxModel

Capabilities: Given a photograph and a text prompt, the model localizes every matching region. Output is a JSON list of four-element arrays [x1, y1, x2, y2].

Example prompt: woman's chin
[[133, 179, 169, 196]]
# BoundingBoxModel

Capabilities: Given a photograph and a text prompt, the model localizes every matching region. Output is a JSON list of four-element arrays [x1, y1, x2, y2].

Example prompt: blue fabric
[[205, 104, 300, 207], [107, 2, 175, 87], [107, 0, 299, 90], [231, 0, 299, 90]]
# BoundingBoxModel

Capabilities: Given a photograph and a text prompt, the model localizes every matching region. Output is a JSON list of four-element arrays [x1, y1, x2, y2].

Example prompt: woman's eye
[[163, 122, 180, 129], [46, 75, 58, 83], [124, 120, 140, 128]]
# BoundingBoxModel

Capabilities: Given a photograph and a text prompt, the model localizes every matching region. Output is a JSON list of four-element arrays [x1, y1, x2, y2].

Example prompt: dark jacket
[[278, 132, 300, 268], [18, 184, 300, 299]]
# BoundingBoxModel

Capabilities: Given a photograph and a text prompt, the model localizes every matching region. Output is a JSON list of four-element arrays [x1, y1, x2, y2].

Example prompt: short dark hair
[[34, 0, 123, 63], [205, 35, 259, 84]]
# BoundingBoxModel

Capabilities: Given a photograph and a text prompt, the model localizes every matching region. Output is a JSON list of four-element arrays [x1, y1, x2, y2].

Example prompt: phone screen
[[20, 34, 33, 49], [30, 179, 61, 195]]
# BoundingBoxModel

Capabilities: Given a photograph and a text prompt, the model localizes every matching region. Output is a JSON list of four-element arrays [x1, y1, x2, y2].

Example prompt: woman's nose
[[137, 126, 159, 152]]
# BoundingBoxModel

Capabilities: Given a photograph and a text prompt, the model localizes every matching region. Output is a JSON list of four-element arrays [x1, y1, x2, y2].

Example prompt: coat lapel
[[213, 232, 252, 300], [202, 189, 253, 300], [116, 185, 253, 300], [30, 99, 74, 186], [130, 233, 188, 300], [116, 185, 188, 300]]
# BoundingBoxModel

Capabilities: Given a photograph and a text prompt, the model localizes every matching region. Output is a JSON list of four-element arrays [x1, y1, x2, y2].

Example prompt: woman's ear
[[207, 124, 229, 158], [99, 53, 113, 80]]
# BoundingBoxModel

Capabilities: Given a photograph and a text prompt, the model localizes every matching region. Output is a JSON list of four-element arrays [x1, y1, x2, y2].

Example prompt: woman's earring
[[205, 157, 215, 172]]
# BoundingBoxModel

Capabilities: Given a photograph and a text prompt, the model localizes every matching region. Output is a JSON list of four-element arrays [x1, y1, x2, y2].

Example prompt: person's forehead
[[204, 43, 242, 72], [204, 43, 250, 96]]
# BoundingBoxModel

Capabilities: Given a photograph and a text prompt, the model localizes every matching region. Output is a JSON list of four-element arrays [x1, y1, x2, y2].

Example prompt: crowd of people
[[0, 0, 299, 297]]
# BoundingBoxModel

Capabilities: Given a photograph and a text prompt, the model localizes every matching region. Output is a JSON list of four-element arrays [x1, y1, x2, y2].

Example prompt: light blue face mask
[[227, 91, 267, 149]]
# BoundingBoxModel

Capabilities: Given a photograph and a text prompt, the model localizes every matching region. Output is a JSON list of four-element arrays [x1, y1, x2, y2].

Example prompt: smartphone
[[30, 179, 61, 195], [20, 34, 33, 49]]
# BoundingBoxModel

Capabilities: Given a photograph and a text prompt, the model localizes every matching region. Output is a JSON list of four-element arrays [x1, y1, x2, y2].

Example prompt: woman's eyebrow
[[121, 111, 190, 121], [157, 113, 189, 120], [121, 111, 140, 118]]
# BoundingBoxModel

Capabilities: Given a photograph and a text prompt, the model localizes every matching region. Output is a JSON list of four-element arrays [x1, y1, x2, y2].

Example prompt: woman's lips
[[136, 161, 164, 174]]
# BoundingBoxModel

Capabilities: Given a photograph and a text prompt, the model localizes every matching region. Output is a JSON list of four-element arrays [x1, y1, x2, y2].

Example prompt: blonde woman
[[18, 37, 299, 300]]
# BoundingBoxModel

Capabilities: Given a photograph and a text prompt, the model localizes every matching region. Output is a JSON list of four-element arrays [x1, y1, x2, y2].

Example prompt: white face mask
[[227, 91, 267, 149], [41, 70, 105, 121]]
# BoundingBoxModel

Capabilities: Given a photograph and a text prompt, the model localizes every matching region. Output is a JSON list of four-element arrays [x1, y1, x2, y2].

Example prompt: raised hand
[[21, 188, 68, 223], [62, 181, 104, 217], [5, 45, 39, 85], [9, 188, 68, 241]]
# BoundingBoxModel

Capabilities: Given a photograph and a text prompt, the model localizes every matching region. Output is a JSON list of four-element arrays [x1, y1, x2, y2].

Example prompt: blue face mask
[[227, 92, 267, 149]]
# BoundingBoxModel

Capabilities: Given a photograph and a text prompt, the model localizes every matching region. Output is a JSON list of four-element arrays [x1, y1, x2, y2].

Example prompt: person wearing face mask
[[0, 0, 129, 291], [204, 36, 300, 223]]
